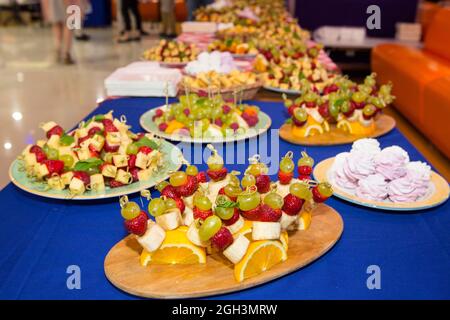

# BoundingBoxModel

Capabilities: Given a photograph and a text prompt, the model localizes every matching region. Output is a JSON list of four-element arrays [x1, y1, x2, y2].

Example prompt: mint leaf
[[60, 134, 75, 146], [334, 98, 345, 107], [73, 158, 103, 172], [134, 137, 159, 150], [94, 114, 105, 121]]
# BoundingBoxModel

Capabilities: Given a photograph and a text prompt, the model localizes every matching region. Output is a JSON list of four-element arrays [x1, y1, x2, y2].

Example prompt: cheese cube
[[79, 137, 92, 149], [40, 121, 57, 132], [115, 169, 132, 185], [61, 171, 74, 185], [24, 152, 37, 167], [75, 127, 88, 139], [47, 134, 60, 149], [118, 141, 131, 155], [104, 111, 113, 120], [36, 163, 49, 179], [90, 135, 105, 152], [77, 148, 91, 161], [113, 119, 129, 134], [106, 132, 121, 145], [101, 164, 117, 178], [135, 153, 148, 169], [69, 177, 85, 195], [21, 145, 32, 156], [36, 140, 46, 148], [90, 174, 105, 192], [86, 121, 104, 132], [47, 176, 65, 191], [137, 169, 151, 181], [113, 154, 128, 168]]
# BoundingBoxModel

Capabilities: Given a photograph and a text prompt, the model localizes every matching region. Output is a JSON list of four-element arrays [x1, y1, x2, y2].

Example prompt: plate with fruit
[[140, 94, 271, 143], [9, 112, 183, 200], [104, 148, 343, 298], [313, 138, 450, 211], [142, 40, 200, 68], [278, 73, 396, 145]]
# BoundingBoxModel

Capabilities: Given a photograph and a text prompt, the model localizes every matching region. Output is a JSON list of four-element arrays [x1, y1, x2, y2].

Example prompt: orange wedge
[[140, 226, 206, 266], [298, 211, 312, 230], [165, 120, 185, 134], [279, 231, 289, 251], [234, 240, 287, 282]]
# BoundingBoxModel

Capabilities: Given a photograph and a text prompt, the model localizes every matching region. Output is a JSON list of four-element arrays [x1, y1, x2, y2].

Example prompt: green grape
[[352, 91, 367, 103], [341, 100, 351, 113], [290, 182, 311, 200], [121, 201, 141, 220], [211, 107, 223, 120], [297, 152, 314, 167], [126, 143, 139, 155], [199, 215, 222, 241], [280, 156, 295, 173], [165, 198, 178, 210], [284, 99, 293, 107], [47, 148, 59, 160], [224, 184, 242, 198], [87, 166, 100, 175], [193, 194, 212, 211], [201, 119, 210, 132], [368, 96, 383, 109], [207, 153, 224, 171], [263, 192, 284, 210], [42, 144, 50, 155], [318, 182, 333, 197], [328, 103, 340, 118], [304, 91, 318, 102], [364, 73, 376, 87], [358, 84, 372, 95], [186, 165, 198, 176], [294, 108, 307, 122], [156, 181, 169, 192], [59, 154, 74, 168], [228, 174, 241, 187], [363, 104, 377, 116], [241, 174, 256, 188], [215, 206, 234, 220], [169, 171, 188, 187], [294, 97, 303, 105], [237, 190, 261, 211], [247, 163, 267, 176], [379, 84, 392, 96], [175, 113, 187, 123], [148, 198, 166, 217]]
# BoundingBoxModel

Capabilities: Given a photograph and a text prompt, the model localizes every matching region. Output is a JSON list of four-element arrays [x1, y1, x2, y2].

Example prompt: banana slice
[[187, 222, 209, 247], [137, 221, 166, 252], [223, 234, 250, 264], [156, 208, 183, 231], [226, 215, 245, 234], [252, 222, 281, 240], [182, 206, 194, 226], [280, 212, 298, 230]]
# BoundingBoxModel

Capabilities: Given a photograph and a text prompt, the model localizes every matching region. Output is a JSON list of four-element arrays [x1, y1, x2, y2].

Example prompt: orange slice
[[298, 211, 312, 230], [280, 231, 289, 251]]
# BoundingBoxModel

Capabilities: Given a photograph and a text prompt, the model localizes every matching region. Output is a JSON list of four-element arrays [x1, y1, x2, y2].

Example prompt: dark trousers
[[121, 0, 142, 31]]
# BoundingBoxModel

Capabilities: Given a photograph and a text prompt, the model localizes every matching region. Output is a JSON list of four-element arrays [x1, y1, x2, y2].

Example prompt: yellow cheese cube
[[77, 148, 91, 161], [36, 163, 49, 179], [135, 152, 148, 169], [101, 164, 117, 178], [137, 169, 151, 181], [75, 127, 88, 139], [47, 134, 60, 149], [24, 152, 37, 167], [40, 121, 57, 132], [86, 121, 104, 132], [69, 177, 85, 195], [90, 135, 105, 152], [47, 176, 65, 191], [61, 171, 74, 185], [113, 154, 128, 168], [90, 174, 105, 192], [37, 140, 46, 148], [115, 169, 132, 185], [106, 132, 121, 145]]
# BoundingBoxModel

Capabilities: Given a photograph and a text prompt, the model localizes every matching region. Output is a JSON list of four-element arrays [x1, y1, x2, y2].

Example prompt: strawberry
[[124, 211, 148, 236], [223, 208, 241, 226], [46, 125, 64, 139], [259, 204, 282, 222], [207, 167, 228, 181], [211, 227, 233, 251], [73, 171, 90, 186], [282, 194, 304, 216], [103, 141, 120, 153], [134, 133, 145, 141], [138, 146, 153, 155], [278, 170, 293, 185], [298, 165, 312, 176], [109, 180, 125, 188], [102, 119, 118, 132], [158, 123, 168, 132], [312, 186, 328, 203], [298, 175, 310, 181], [154, 109, 164, 118], [173, 197, 185, 214], [30, 145, 42, 154], [30, 145, 47, 163], [287, 105, 298, 116], [44, 160, 64, 176], [88, 126, 102, 136], [176, 175, 198, 197], [241, 205, 261, 221], [78, 135, 90, 146], [255, 174, 271, 193], [196, 171, 207, 183], [128, 154, 137, 169], [160, 184, 179, 199], [318, 102, 330, 119], [193, 207, 213, 220], [130, 168, 139, 182]]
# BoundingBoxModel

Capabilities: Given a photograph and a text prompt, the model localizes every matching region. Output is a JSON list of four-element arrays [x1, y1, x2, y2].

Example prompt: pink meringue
[[388, 162, 431, 202], [342, 151, 377, 182], [355, 174, 388, 201], [374, 146, 409, 180], [351, 138, 381, 156], [332, 152, 358, 189]]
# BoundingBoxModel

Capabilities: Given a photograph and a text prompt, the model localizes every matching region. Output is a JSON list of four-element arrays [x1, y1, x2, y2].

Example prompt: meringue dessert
[[331, 139, 432, 203]]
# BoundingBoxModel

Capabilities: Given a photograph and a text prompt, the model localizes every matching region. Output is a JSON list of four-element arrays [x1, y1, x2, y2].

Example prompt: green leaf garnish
[[60, 134, 75, 146], [94, 114, 105, 121], [73, 158, 103, 172], [134, 136, 159, 150]]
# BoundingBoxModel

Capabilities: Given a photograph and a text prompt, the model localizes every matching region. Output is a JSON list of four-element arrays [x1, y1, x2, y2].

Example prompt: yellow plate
[[313, 157, 449, 211]]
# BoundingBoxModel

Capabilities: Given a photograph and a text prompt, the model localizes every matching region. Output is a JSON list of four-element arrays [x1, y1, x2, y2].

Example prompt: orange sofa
[[372, 7, 450, 159]]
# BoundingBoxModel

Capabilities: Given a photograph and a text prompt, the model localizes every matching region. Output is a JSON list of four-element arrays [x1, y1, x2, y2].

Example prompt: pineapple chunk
[[137, 169, 151, 181], [21, 145, 32, 156], [90, 135, 105, 152], [75, 127, 88, 139], [40, 121, 57, 132], [106, 132, 121, 145], [113, 154, 128, 168], [77, 148, 91, 161], [36, 163, 49, 179], [135, 152, 148, 169], [69, 177, 85, 195], [101, 164, 117, 178], [36, 140, 46, 148], [61, 171, 74, 185], [47, 134, 60, 149], [79, 137, 92, 149], [85, 121, 104, 132], [115, 169, 132, 185], [90, 174, 105, 192], [24, 152, 37, 167]]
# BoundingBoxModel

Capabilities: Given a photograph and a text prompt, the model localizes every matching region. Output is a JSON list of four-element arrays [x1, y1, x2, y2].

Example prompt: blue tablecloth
[[1, 97, 449, 300]]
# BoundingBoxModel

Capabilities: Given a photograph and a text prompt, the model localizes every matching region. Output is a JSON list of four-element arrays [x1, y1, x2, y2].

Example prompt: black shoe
[[132, 36, 141, 42], [75, 33, 90, 41], [140, 30, 150, 36], [166, 33, 177, 39], [159, 32, 168, 38]]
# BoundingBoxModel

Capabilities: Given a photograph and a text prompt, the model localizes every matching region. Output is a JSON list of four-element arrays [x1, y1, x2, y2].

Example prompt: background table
[[1, 97, 449, 300]]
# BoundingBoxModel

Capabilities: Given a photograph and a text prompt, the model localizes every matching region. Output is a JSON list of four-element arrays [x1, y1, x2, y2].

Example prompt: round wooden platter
[[314, 157, 450, 211], [104, 203, 343, 299], [279, 114, 396, 146]]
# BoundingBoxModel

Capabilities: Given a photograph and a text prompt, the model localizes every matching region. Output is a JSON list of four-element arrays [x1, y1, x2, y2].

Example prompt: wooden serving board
[[104, 204, 344, 299], [279, 114, 396, 146]]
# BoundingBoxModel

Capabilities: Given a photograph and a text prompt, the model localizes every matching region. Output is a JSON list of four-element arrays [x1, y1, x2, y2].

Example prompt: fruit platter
[[208, 37, 259, 59], [313, 139, 449, 211], [279, 73, 397, 145], [140, 93, 271, 143], [9, 111, 183, 200], [142, 40, 200, 68], [104, 148, 343, 298]]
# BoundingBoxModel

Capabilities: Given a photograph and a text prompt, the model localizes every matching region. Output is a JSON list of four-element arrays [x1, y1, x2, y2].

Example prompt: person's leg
[[52, 22, 63, 62], [75, 0, 90, 41], [166, 0, 176, 37], [62, 22, 75, 64], [129, 0, 144, 34], [186, 0, 197, 21], [118, 0, 133, 42]]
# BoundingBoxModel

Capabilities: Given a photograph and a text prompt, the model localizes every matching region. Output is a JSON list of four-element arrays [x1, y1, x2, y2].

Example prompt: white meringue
[[374, 146, 409, 180], [342, 151, 376, 182], [332, 152, 358, 189], [388, 162, 430, 202], [351, 138, 381, 156], [355, 174, 388, 201]]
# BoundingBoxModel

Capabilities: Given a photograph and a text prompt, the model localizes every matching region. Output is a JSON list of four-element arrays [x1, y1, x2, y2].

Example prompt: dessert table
[[1, 97, 449, 300]]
